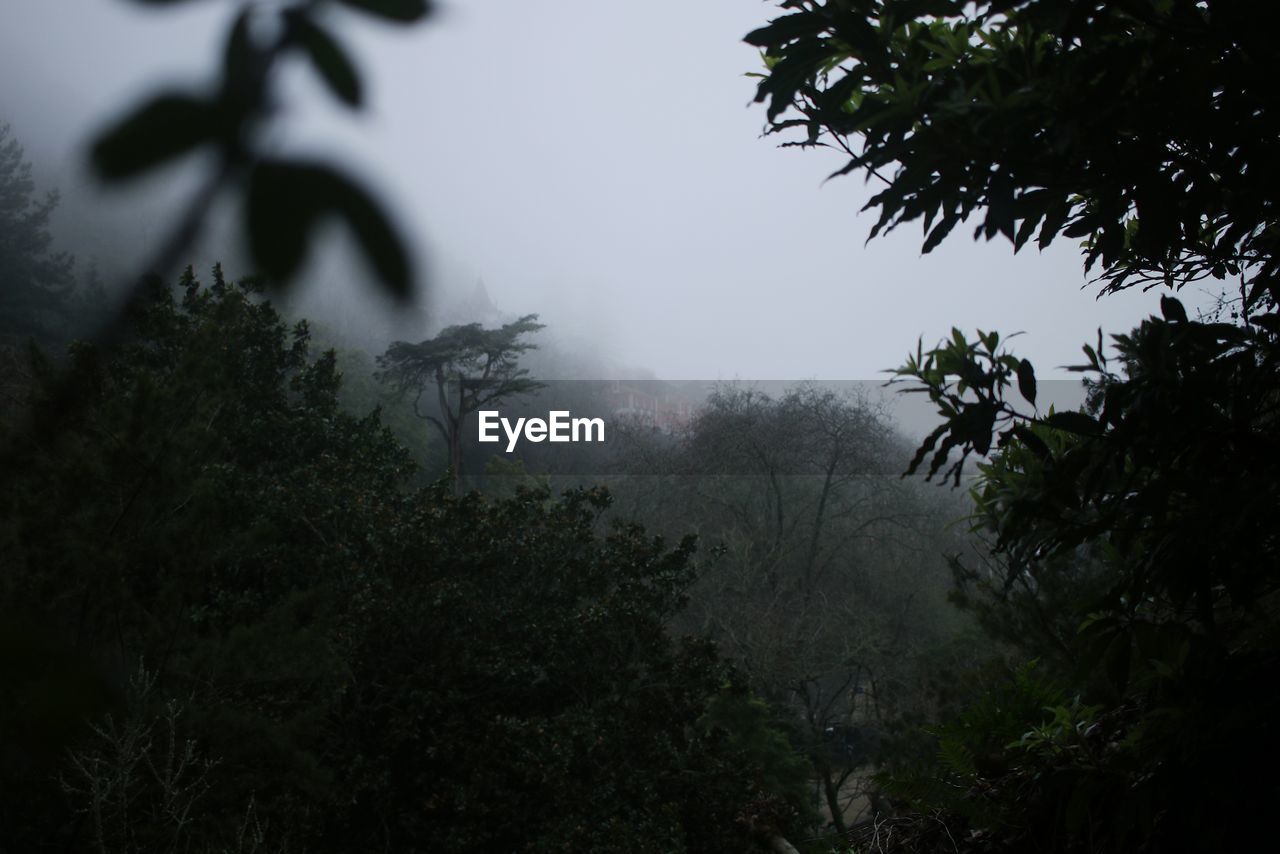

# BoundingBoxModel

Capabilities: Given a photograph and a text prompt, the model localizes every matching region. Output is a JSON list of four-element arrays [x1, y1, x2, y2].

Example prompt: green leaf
[[328, 171, 412, 299], [753, 37, 831, 121], [295, 19, 363, 108], [1044, 411, 1101, 436], [1011, 424, 1050, 459], [984, 174, 1016, 242], [1013, 209, 1042, 252], [246, 162, 314, 283], [922, 212, 960, 253], [337, 0, 433, 23], [246, 160, 412, 298], [1252, 312, 1280, 335], [1037, 196, 1071, 250], [91, 94, 219, 181], [1081, 342, 1099, 369], [905, 421, 949, 477], [1160, 295, 1188, 323], [744, 12, 825, 48], [1016, 358, 1037, 407], [222, 8, 254, 96]]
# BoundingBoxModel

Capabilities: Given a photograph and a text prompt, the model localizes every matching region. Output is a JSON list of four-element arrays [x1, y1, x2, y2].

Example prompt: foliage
[[747, 0, 1280, 310], [1, 270, 811, 851], [898, 303, 1280, 665], [0, 122, 75, 340], [748, 2, 1280, 850], [876, 662, 1068, 832], [608, 384, 966, 833], [377, 314, 546, 490], [59, 666, 220, 854], [943, 544, 1104, 674], [92, 0, 435, 297], [2, 265, 411, 849], [879, 309, 1280, 850], [326, 484, 814, 851], [304, 333, 443, 479]]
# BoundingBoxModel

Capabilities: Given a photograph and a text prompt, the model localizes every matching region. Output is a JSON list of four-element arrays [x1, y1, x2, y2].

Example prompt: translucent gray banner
[[441, 379, 1089, 478]]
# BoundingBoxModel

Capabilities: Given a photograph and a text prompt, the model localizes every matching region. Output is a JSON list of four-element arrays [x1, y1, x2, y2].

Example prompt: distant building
[[602, 381, 695, 433]]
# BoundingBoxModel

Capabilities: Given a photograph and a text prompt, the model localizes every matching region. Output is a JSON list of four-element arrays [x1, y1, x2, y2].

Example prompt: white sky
[[0, 0, 1221, 380]]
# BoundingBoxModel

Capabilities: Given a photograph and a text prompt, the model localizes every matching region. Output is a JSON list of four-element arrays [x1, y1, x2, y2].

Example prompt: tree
[[327, 484, 815, 853], [748, 2, 1280, 850], [747, 0, 1280, 312], [2, 269, 815, 852], [609, 384, 966, 833], [2, 265, 416, 850], [378, 314, 546, 492], [864, 305, 1280, 853], [0, 122, 75, 340]]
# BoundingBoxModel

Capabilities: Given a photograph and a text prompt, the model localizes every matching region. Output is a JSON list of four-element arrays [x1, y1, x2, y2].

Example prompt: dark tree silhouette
[[749, 2, 1280, 850], [0, 123, 74, 340], [378, 314, 545, 491]]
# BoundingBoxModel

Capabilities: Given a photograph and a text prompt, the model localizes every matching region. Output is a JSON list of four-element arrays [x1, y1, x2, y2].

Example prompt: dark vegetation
[[377, 314, 546, 493], [0, 123, 75, 343], [3, 0, 1276, 851], [750, 0, 1280, 850], [0, 264, 815, 852], [606, 386, 973, 837], [0, 117, 961, 848]]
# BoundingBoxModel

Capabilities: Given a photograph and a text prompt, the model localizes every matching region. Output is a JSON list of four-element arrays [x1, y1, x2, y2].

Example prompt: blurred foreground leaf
[[91, 94, 219, 180], [337, 0, 434, 23], [247, 160, 411, 298], [294, 17, 363, 107]]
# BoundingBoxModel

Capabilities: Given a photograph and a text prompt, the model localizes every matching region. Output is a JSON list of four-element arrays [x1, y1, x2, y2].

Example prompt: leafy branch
[[94, 0, 435, 316]]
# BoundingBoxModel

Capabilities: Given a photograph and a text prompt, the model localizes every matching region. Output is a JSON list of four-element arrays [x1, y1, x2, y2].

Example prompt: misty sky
[[0, 0, 1222, 380]]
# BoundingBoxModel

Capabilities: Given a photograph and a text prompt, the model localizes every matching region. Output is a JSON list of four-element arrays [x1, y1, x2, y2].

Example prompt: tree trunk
[[820, 759, 849, 836], [448, 431, 462, 494]]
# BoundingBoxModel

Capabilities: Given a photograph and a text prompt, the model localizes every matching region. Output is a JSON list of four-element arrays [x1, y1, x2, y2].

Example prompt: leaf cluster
[[92, 0, 435, 297], [877, 308, 1280, 850], [748, 0, 1280, 308]]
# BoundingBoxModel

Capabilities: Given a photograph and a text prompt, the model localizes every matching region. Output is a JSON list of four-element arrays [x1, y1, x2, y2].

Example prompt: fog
[[0, 0, 1220, 380]]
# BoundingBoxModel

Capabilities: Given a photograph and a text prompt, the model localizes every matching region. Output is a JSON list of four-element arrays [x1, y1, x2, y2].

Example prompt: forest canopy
[[0, 270, 817, 852]]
